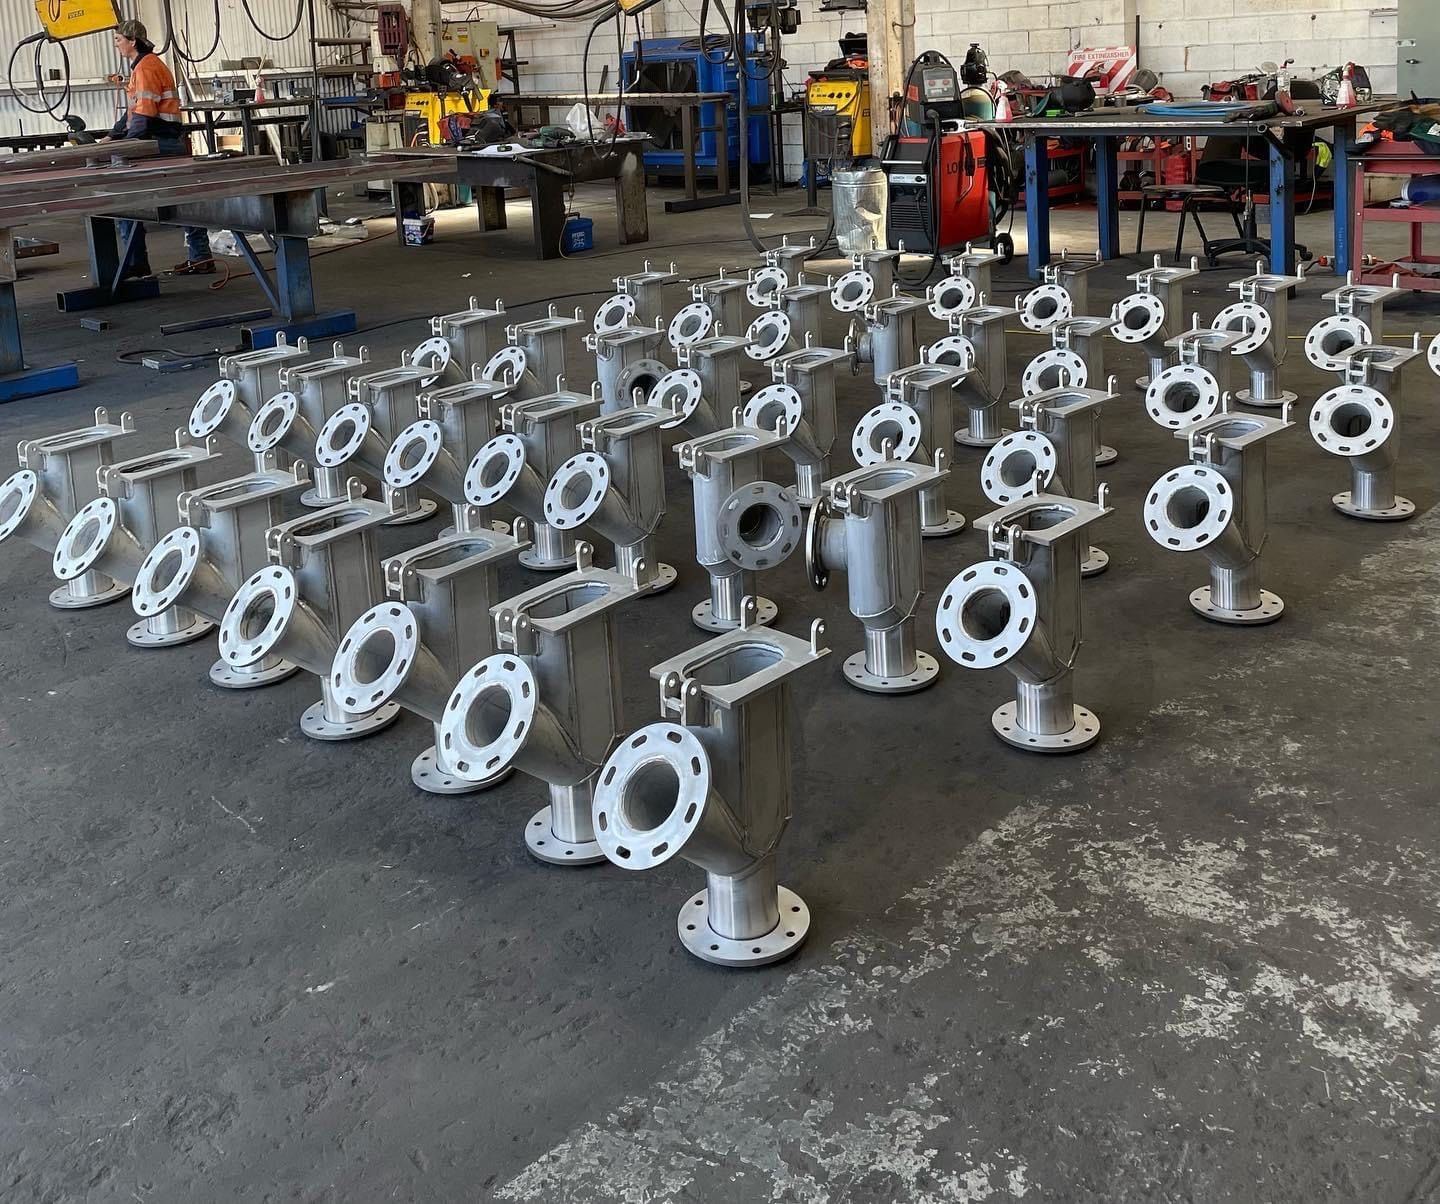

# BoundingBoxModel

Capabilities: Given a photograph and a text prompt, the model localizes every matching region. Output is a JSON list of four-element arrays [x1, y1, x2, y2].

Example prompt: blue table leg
[[242, 234, 355, 349], [1025, 135, 1051, 278], [1095, 135, 1120, 261], [1332, 118, 1355, 277], [56, 217, 159, 311], [1268, 139, 1296, 275], [0, 281, 79, 403]]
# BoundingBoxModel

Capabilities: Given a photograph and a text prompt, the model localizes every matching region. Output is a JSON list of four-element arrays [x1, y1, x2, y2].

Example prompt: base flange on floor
[[678, 884, 810, 967], [992, 701, 1101, 753], [1189, 586, 1285, 625], [525, 805, 605, 866]]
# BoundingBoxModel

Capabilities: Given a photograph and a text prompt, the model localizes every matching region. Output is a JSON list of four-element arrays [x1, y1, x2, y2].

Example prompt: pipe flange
[[993, 700, 1100, 753], [593, 292, 637, 334], [1111, 293, 1167, 344], [616, 357, 670, 406], [935, 560, 1040, 670], [927, 274, 977, 321], [592, 722, 712, 871], [331, 601, 421, 714], [409, 335, 453, 387], [1211, 302, 1271, 356], [0, 470, 38, 543], [1310, 384, 1394, 457], [924, 334, 977, 371], [384, 419, 444, 488], [651, 368, 705, 430], [745, 311, 793, 360], [678, 884, 810, 968], [314, 402, 372, 468], [980, 431, 1058, 506], [852, 401, 922, 466], [218, 565, 298, 667], [464, 434, 527, 506], [52, 497, 117, 581], [247, 390, 299, 454], [543, 451, 611, 530], [1142, 464, 1234, 552], [1019, 283, 1074, 332], [132, 526, 201, 617], [742, 383, 803, 436], [1190, 585, 1286, 625], [668, 301, 714, 351], [746, 266, 788, 308], [804, 494, 830, 590], [1145, 363, 1221, 430], [830, 269, 875, 313], [1429, 331, 1440, 377], [437, 653, 540, 783], [1020, 348, 1087, 397], [482, 345, 529, 386], [1304, 313, 1372, 373], [717, 480, 802, 571], [188, 379, 237, 438]]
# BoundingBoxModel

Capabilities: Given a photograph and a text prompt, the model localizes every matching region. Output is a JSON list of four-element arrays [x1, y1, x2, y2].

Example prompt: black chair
[[1193, 81, 1322, 265], [1135, 180, 1243, 261]]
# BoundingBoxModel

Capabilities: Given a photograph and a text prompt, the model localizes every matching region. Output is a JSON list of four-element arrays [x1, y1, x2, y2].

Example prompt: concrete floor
[[2, 186, 1439, 1203]]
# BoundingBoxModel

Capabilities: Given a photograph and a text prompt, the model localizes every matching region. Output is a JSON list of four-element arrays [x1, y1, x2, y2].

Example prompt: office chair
[[1193, 80, 1322, 265]]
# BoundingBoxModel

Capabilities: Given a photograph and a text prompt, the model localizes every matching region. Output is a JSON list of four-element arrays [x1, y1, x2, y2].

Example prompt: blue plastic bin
[[563, 216, 594, 254]]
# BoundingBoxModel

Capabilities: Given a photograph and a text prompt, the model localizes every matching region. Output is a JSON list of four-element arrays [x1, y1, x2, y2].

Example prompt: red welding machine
[[885, 129, 989, 255]]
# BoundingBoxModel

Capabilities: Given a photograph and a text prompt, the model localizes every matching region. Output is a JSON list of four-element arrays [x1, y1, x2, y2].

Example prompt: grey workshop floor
[[2, 187, 1438, 1203]]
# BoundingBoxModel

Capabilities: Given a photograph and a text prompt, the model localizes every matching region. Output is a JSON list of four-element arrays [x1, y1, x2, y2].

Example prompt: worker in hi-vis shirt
[[98, 20, 212, 278]]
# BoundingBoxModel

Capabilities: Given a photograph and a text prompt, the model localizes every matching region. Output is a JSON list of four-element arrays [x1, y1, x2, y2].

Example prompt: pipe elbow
[[1142, 463, 1257, 571], [438, 654, 592, 788], [0, 470, 67, 555], [51, 497, 145, 587], [132, 528, 235, 625], [218, 565, 336, 675], [591, 722, 754, 877], [935, 558, 1069, 685], [330, 601, 454, 726]]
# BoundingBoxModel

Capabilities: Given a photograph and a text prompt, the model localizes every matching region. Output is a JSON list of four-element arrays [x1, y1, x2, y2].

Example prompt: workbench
[[387, 137, 650, 259], [184, 99, 316, 160], [985, 104, 1383, 278], [498, 93, 737, 211], [1348, 139, 1440, 292], [0, 150, 452, 402]]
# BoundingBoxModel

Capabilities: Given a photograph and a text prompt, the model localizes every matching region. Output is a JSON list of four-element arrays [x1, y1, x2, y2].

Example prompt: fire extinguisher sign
[[1064, 46, 1138, 95]]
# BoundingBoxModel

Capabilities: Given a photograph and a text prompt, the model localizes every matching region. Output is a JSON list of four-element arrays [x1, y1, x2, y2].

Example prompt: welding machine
[[882, 53, 990, 256]]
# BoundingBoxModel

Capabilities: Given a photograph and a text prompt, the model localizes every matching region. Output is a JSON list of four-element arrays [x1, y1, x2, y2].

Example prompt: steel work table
[[498, 92, 737, 211], [985, 104, 1384, 277], [388, 137, 650, 259], [0, 151, 452, 402], [184, 99, 315, 159]]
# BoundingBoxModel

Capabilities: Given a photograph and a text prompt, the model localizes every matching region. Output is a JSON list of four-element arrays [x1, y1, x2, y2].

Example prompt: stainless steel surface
[[935, 491, 1111, 751], [132, 460, 310, 689], [330, 520, 526, 793], [543, 405, 675, 595], [807, 461, 943, 694], [1144, 404, 1291, 622], [436, 547, 640, 864], [216, 483, 400, 740], [591, 610, 828, 966], [1218, 263, 1306, 407], [1310, 383, 1415, 521], [675, 426, 795, 632], [944, 305, 1016, 447], [1, 408, 138, 610], [51, 431, 223, 650], [279, 345, 373, 508], [883, 364, 967, 537]]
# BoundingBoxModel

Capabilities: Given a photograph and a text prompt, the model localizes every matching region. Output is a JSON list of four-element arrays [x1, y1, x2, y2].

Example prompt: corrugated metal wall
[[1, 1, 361, 138]]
